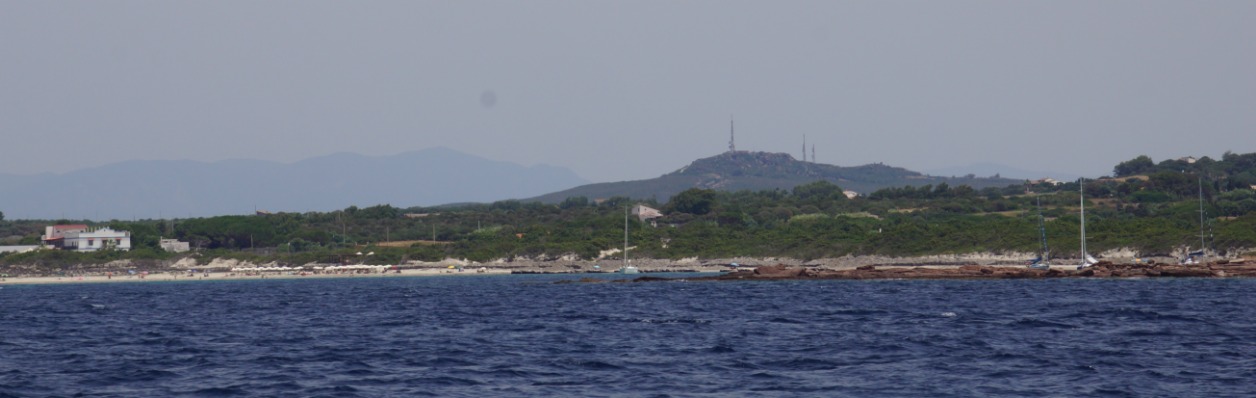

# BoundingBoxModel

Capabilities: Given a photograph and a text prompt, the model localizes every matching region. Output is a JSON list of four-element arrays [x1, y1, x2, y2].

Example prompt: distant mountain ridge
[[0, 147, 587, 220], [529, 151, 1024, 203]]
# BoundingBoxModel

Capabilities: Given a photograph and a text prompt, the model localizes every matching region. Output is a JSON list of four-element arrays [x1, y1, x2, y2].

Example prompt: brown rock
[[753, 264, 806, 278], [1157, 266, 1215, 278]]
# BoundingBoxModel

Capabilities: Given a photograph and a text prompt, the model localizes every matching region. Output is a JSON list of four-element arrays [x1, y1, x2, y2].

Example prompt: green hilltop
[[528, 151, 1022, 203]]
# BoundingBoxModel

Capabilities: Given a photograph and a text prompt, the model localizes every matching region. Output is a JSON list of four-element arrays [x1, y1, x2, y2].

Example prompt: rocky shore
[[667, 261, 1256, 282], [3, 252, 1252, 280]]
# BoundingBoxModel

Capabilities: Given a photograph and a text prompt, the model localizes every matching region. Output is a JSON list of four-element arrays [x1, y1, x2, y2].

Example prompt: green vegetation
[[4, 153, 1256, 269]]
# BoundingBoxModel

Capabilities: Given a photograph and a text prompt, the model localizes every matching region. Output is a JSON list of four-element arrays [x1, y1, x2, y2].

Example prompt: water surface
[[2, 275, 1253, 397]]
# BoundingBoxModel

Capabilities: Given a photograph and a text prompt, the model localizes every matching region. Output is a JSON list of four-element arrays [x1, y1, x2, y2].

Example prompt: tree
[[1114, 155, 1155, 177], [791, 181, 846, 202], [666, 188, 717, 215], [0, 210, 4, 222], [559, 196, 589, 209]]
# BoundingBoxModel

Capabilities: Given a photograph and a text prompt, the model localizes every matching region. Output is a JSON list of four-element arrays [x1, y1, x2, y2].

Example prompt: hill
[[528, 151, 1023, 203], [0, 147, 587, 220]]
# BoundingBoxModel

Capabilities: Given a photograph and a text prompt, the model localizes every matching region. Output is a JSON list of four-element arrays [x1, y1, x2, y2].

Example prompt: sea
[[1, 274, 1254, 397]]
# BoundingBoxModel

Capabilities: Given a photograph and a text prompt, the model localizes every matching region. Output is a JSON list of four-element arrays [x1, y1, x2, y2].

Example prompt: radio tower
[[728, 117, 736, 153], [802, 135, 807, 161], [811, 144, 815, 164]]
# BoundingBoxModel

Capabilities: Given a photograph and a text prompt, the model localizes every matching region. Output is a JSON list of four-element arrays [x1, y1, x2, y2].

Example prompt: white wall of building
[[63, 228, 132, 252]]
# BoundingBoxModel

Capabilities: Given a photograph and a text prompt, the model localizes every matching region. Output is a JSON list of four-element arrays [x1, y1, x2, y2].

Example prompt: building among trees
[[41, 225, 132, 252]]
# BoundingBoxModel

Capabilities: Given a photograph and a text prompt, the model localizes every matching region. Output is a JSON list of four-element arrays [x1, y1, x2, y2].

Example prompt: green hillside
[[528, 151, 1022, 203]]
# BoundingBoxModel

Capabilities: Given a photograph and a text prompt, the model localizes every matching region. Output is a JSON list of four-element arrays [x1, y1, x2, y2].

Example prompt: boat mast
[[1198, 176, 1206, 257], [624, 205, 629, 268], [1038, 196, 1049, 260], [1080, 178, 1086, 263]]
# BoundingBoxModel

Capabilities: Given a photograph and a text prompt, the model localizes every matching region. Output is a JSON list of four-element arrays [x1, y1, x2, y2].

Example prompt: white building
[[631, 204, 664, 222], [159, 238, 191, 253], [42, 224, 88, 249], [62, 227, 132, 252]]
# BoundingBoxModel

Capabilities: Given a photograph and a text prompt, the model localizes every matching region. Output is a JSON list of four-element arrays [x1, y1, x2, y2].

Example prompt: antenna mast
[[811, 144, 815, 164], [1198, 176, 1207, 256], [802, 135, 807, 161], [728, 116, 736, 153]]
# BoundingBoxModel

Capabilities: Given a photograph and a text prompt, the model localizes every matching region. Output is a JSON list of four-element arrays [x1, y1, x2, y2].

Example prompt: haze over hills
[[925, 162, 1084, 182], [2, 148, 1051, 221], [0, 147, 587, 220], [528, 151, 1025, 204]]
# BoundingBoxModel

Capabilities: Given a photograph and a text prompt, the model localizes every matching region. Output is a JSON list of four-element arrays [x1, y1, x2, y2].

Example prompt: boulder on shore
[[753, 264, 809, 278]]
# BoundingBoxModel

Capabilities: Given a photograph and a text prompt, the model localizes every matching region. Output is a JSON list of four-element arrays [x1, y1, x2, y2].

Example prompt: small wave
[[707, 343, 736, 353], [760, 357, 841, 371], [1123, 327, 1174, 337], [1011, 317, 1077, 329], [748, 371, 786, 379], [940, 312, 957, 317], [187, 385, 249, 396], [637, 317, 710, 324], [406, 356, 475, 367], [410, 376, 483, 386], [554, 359, 624, 371]]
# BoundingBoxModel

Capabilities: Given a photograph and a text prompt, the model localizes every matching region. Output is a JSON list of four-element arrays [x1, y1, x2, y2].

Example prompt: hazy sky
[[2, 1, 1253, 182]]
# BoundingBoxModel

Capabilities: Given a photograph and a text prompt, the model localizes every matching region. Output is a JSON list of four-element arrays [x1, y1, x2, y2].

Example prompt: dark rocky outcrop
[[669, 262, 1256, 282]]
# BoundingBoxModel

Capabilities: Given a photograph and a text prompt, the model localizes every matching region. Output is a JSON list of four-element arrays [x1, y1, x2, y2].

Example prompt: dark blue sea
[[2, 274, 1254, 397]]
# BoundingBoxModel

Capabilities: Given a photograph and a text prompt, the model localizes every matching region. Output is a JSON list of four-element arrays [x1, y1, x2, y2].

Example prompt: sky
[[2, 1, 1254, 183]]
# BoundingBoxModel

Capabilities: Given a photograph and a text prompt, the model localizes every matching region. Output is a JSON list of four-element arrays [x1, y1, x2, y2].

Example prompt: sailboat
[[616, 206, 640, 274], [1028, 197, 1051, 270], [1078, 178, 1098, 270], [1184, 177, 1207, 265]]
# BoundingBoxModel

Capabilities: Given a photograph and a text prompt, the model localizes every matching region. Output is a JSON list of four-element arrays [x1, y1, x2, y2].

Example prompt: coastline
[[3, 253, 1252, 286], [0, 268, 513, 286], [673, 261, 1256, 282]]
